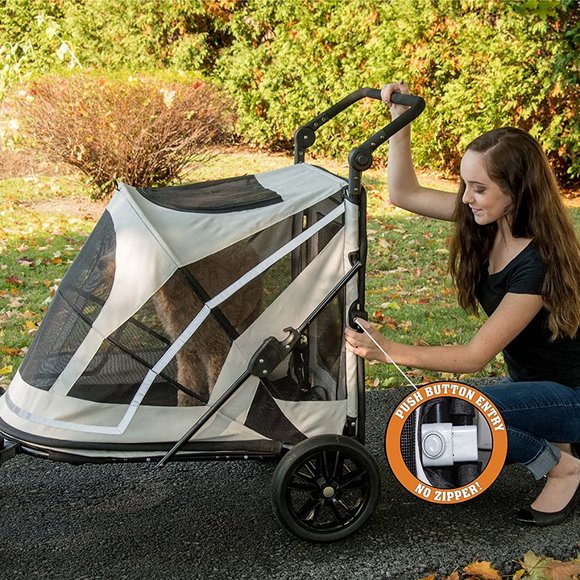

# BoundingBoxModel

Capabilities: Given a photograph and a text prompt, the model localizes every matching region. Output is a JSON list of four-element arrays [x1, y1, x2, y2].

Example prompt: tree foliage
[[1, 0, 578, 185]]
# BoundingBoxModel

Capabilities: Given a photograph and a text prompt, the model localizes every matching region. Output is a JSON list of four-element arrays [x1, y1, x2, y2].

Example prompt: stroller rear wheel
[[272, 434, 380, 542]]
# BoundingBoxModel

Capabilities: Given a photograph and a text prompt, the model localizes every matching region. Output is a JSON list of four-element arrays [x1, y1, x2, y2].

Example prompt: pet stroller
[[0, 89, 424, 541]]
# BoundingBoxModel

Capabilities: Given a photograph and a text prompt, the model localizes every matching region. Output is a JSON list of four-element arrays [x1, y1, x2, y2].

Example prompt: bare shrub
[[12, 73, 234, 198]]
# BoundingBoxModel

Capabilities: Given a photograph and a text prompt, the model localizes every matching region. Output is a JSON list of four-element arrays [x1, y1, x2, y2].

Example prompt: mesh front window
[[19, 211, 117, 390]]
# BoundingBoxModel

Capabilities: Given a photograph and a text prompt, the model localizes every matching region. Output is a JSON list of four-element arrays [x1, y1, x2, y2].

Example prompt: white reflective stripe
[[3, 390, 123, 435], [206, 203, 346, 308]]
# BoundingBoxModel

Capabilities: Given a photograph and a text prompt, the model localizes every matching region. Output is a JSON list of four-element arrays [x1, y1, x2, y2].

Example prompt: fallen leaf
[[463, 560, 501, 580], [546, 559, 580, 579], [399, 320, 412, 332], [5, 275, 23, 286], [380, 301, 401, 310], [0, 347, 24, 357], [0, 365, 13, 375], [17, 258, 35, 267], [23, 320, 38, 334], [381, 377, 398, 387], [519, 551, 551, 578]]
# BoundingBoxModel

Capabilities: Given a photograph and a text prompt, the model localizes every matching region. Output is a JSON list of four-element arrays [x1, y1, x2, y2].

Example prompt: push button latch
[[421, 423, 478, 467]]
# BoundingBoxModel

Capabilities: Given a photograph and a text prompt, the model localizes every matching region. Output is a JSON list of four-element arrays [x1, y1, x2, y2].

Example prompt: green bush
[[12, 72, 235, 197], [0, 0, 233, 90], [62, 0, 210, 71], [0, 1, 76, 98], [213, 0, 579, 186]]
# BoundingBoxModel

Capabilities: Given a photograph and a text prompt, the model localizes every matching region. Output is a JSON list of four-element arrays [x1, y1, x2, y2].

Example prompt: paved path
[[1, 388, 578, 579]]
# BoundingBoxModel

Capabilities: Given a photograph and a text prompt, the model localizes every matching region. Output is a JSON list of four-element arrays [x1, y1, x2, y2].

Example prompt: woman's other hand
[[345, 318, 391, 363]]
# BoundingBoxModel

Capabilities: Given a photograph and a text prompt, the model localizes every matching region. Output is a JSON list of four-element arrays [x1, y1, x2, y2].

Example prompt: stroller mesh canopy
[[138, 174, 283, 212], [0, 163, 362, 452], [38, 193, 345, 409]]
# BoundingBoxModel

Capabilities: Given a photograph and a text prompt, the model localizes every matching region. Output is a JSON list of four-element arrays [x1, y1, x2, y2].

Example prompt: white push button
[[423, 432, 445, 459]]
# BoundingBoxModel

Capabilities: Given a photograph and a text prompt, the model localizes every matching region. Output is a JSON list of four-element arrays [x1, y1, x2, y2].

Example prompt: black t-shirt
[[475, 243, 580, 387]]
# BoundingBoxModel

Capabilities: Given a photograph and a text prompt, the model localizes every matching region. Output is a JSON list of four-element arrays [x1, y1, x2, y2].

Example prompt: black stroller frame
[[0, 89, 425, 542]]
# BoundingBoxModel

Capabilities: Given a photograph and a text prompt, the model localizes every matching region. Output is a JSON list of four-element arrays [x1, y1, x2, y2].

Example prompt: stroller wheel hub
[[322, 486, 336, 499]]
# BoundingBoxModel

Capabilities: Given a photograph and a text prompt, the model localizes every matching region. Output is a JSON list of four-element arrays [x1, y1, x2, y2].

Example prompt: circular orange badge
[[385, 381, 507, 504]]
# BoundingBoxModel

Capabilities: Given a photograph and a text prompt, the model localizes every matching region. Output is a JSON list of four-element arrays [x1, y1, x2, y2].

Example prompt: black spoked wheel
[[272, 434, 380, 542]]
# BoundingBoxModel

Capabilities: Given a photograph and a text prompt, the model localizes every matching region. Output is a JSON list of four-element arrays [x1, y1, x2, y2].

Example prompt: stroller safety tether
[[0, 88, 426, 542]]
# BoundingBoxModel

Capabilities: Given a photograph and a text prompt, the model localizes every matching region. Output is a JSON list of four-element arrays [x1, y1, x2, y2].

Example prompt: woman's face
[[460, 150, 512, 226]]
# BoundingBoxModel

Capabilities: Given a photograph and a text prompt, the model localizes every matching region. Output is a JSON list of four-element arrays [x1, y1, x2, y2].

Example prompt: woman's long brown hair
[[449, 127, 580, 340]]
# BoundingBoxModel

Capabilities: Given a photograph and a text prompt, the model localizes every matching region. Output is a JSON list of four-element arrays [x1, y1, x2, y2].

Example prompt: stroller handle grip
[[294, 87, 425, 166], [356, 88, 421, 108]]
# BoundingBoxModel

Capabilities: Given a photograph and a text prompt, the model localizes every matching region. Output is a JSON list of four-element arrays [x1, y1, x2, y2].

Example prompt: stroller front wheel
[[271, 434, 380, 542]]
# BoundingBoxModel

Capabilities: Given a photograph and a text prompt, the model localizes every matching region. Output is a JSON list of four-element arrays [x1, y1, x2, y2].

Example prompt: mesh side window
[[19, 211, 117, 390], [69, 276, 232, 407]]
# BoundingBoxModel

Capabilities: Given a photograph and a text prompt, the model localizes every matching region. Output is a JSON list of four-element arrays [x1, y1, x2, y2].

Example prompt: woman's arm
[[345, 293, 544, 374], [383, 82, 457, 221]]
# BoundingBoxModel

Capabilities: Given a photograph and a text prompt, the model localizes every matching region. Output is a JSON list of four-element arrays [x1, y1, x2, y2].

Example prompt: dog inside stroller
[[0, 88, 425, 541]]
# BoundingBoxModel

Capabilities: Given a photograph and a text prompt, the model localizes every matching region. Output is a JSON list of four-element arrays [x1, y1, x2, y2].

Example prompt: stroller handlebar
[[294, 87, 425, 174]]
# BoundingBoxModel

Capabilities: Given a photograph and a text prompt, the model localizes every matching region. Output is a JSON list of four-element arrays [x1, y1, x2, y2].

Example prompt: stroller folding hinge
[[248, 328, 301, 378]]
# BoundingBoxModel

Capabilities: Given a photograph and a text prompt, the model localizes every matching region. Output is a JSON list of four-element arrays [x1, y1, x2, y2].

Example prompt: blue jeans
[[478, 380, 580, 479]]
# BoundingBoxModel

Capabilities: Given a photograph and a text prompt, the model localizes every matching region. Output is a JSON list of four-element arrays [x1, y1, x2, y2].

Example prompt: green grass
[[0, 176, 94, 387], [1, 150, 578, 391]]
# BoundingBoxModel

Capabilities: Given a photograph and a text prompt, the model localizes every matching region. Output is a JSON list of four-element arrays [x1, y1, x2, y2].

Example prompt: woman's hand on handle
[[381, 80, 456, 221], [380, 81, 410, 119]]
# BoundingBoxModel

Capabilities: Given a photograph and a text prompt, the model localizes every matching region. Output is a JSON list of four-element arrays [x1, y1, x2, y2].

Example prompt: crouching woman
[[345, 82, 580, 526]]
